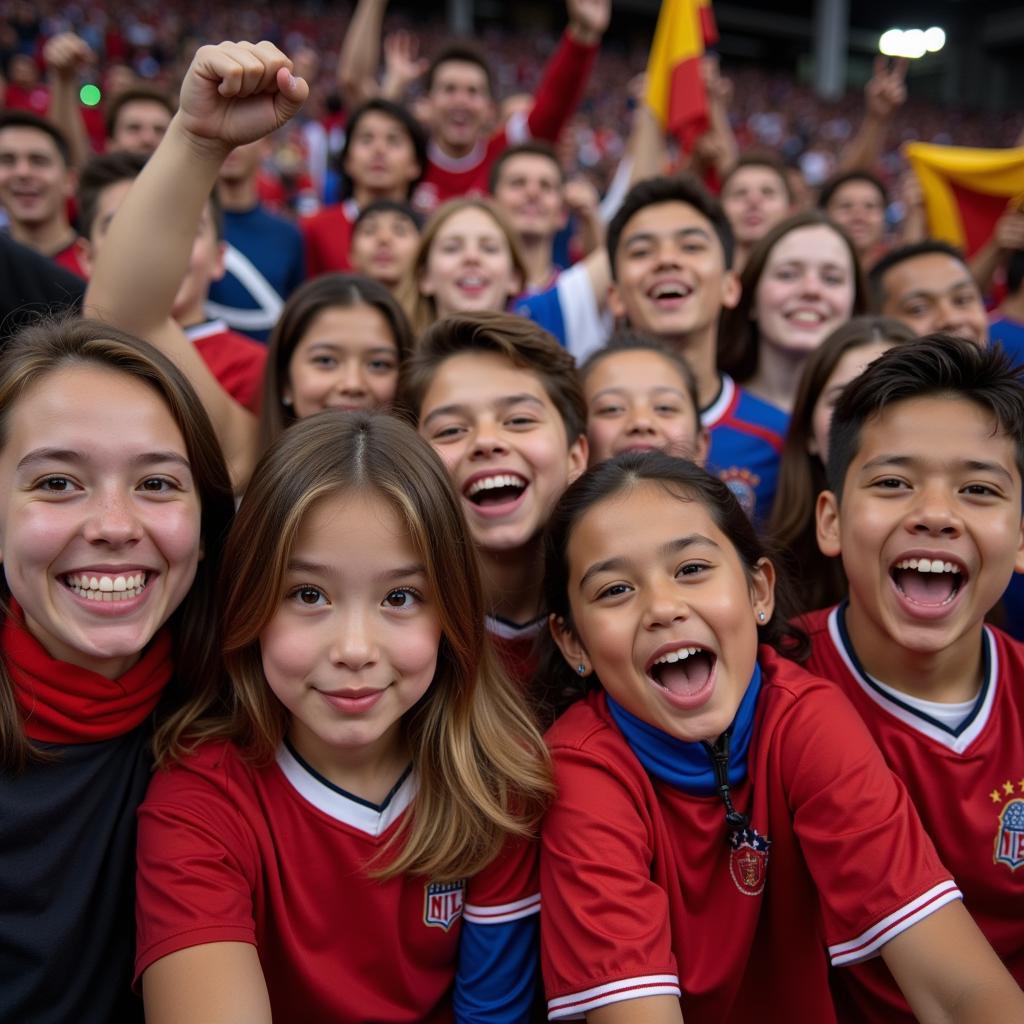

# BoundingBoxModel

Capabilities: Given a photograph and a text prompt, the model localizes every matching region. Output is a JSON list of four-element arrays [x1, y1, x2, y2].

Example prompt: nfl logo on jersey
[[995, 799, 1024, 871], [424, 879, 466, 930], [728, 825, 771, 896]]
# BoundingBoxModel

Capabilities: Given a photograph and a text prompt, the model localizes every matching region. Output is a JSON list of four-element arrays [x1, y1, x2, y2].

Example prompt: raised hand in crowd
[[566, 0, 611, 45], [42, 31, 94, 168], [381, 29, 428, 102], [86, 41, 308, 493]]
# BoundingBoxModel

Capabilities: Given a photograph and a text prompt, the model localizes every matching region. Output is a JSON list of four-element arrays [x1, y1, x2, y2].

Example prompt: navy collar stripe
[[283, 738, 413, 812], [835, 603, 991, 739]]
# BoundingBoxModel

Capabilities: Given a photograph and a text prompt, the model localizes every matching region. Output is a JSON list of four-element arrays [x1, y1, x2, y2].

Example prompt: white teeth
[[651, 282, 688, 299], [653, 646, 701, 666], [789, 310, 823, 323], [64, 572, 148, 601], [467, 474, 526, 496], [893, 558, 961, 575]]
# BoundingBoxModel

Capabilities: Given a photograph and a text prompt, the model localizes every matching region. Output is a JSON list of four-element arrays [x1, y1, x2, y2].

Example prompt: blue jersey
[[206, 204, 305, 343], [702, 374, 788, 522], [990, 316, 1024, 368], [514, 262, 610, 363]]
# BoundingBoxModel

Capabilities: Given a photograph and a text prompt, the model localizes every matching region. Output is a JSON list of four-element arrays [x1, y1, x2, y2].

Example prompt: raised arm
[[337, 0, 388, 111], [515, 0, 609, 144], [43, 33, 94, 170], [84, 41, 308, 493], [839, 56, 907, 174]]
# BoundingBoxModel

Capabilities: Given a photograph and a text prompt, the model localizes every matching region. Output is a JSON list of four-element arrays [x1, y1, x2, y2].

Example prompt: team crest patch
[[423, 879, 465, 930], [729, 826, 771, 895], [717, 468, 760, 519], [994, 797, 1024, 871]]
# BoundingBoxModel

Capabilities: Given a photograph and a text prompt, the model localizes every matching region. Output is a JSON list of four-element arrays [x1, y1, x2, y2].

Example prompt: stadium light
[[879, 26, 946, 59]]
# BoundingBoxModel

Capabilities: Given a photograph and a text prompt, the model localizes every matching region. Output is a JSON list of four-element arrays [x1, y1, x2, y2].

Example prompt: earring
[[282, 395, 293, 407], [758, 610, 766, 622], [576, 663, 587, 675]]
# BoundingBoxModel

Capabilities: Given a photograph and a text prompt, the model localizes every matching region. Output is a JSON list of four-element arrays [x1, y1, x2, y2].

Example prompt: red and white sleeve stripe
[[462, 892, 541, 925], [548, 975, 681, 1020], [828, 880, 962, 966]]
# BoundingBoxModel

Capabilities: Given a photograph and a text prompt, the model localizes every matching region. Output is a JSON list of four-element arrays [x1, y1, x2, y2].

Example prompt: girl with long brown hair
[[768, 315, 915, 613], [0, 317, 234, 1023], [136, 412, 552, 1022]]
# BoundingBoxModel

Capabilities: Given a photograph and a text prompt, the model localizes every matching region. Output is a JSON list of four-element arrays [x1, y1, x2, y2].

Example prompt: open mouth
[[465, 473, 528, 508], [647, 645, 716, 698], [63, 572, 150, 602], [648, 281, 692, 306], [890, 557, 965, 607], [785, 309, 826, 326]]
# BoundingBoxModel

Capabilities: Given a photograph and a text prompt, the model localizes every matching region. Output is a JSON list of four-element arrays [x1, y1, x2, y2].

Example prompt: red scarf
[[5, 603, 173, 744]]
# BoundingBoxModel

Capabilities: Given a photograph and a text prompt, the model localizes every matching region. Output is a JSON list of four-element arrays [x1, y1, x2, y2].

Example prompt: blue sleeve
[[454, 915, 540, 1023], [514, 288, 567, 349]]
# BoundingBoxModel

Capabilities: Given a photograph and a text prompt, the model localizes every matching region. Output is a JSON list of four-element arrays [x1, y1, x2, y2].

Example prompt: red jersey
[[136, 740, 539, 1023], [802, 605, 1024, 1022], [412, 32, 597, 214], [299, 198, 359, 277], [51, 236, 87, 279], [486, 614, 543, 692], [540, 648, 959, 1023], [184, 319, 267, 415]]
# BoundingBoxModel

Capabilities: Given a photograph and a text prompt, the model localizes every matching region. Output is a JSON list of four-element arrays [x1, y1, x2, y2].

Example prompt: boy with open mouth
[[806, 334, 1024, 1020]]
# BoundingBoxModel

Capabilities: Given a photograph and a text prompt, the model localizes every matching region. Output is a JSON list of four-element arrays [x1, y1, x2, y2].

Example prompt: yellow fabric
[[904, 142, 1024, 249], [645, 0, 705, 128]]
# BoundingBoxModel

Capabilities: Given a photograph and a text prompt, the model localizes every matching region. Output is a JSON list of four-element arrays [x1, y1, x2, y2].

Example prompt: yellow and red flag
[[645, 0, 718, 153], [904, 142, 1024, 256]]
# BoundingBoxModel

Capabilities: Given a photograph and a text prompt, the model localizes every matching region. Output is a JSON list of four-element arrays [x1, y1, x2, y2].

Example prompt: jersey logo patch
[[993, 790, 1024, 871], [729, 826, 771, 896], [424, 879, 465, 930], [717, 468, 759, 519]]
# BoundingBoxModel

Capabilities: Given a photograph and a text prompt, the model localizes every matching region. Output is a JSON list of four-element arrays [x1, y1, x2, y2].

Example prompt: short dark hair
[[77, 150, 148, 240], [425, 42, 494, 97], [607, 174, 735, 278], [0, 111, 70, 165], [827, 333, 1024, 498], [398, 310, 586, 444], [718, 210, 867, 382], [578, 330, 701, 436], [77, 149, 223, 242], [818, 169, 888, 211], [721, 152, 794, 203], [104, 87, 174, 140], [353, 198, 423, 234], [339, 98, 427, 201], [867, 240, 970, 310], [489, 141, 565, 194]]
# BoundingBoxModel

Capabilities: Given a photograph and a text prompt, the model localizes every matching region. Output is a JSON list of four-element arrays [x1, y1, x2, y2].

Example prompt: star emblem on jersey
[[423, 879, 465, 930], [990, 778, 1024, 871], [728, 826, 771, 896]]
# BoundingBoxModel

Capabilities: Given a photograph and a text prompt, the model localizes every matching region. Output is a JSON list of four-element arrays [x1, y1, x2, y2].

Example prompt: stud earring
[[758, 610, 766, 622], [282, 395, 293, 407], [576, 663, 587, 675]]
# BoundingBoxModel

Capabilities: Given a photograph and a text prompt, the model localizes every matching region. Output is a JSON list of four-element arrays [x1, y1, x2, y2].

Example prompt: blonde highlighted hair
[[158, 411, 552, 880], [398, 197, 528, 336]]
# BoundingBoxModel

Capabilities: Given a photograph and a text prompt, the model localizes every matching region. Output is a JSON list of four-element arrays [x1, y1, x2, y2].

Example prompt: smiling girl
[[135, 412, 552, 1022], [539, 452, 1024, 1023], [719, 211, 867, 414], [400, 198, 528, 335], [0, 318, 234, 1023]]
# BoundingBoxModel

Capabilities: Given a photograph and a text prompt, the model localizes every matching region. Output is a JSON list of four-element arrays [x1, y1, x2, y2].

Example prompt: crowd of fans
[[2, 2, 1024, 1023]]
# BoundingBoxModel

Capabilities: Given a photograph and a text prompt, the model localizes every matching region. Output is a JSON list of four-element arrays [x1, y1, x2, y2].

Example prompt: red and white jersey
[[540, 648, 959, 1024], [486, 614, 544, 693], [412, 33, 597, 215], [802, 606, 1024, 1022], [136, 740, 538, 1023], [299, 198, 359, 277], [184, 319, 268, 415]]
